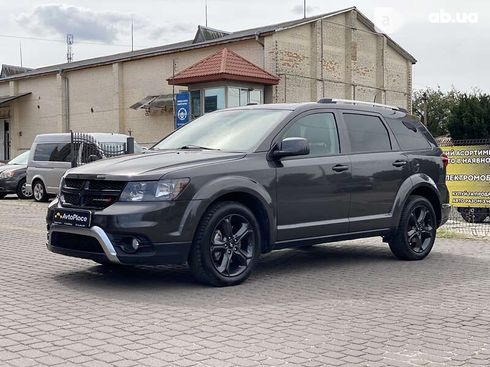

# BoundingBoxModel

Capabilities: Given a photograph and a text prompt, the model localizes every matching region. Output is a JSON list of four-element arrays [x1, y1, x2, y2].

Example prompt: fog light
[[120, 237, 141, 254], [131, 238, 140, 251]]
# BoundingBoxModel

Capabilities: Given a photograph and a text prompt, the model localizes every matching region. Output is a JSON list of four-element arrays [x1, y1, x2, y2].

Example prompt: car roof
[[223, 102, 408, 118]]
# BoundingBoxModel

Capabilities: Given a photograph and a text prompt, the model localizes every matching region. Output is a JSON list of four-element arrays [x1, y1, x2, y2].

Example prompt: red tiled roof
[[167, 48, 280, 86]]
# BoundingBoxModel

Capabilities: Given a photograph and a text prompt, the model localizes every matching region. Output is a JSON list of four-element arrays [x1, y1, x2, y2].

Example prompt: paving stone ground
[[0, 197, 489, 366]]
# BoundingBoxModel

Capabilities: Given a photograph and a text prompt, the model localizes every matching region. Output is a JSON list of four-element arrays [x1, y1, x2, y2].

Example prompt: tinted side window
[[33, 143, 73, 162], [385, 118, 432, 150], [283, 113, 339, 157], [343, 113, 391, 153]]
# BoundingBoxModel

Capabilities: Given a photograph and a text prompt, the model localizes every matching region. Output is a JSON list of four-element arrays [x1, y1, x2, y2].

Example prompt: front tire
[[389, 195, 437, 260], [17, 178, 33, 200], [189, 201, 261, 287], [32, 180, 48, 202]]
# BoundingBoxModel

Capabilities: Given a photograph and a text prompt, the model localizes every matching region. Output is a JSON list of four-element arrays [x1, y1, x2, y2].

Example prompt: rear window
[[385, 118, 432, 150], [34, 143, 73, 162], [343, 113, 391, 153]]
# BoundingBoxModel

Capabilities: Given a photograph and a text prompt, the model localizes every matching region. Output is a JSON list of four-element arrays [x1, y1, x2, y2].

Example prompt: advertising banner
[[175, 92, 190, 129], [441, 145, 490, 208]]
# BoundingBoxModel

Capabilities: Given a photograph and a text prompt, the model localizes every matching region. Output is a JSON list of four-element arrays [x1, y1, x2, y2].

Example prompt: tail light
[[441, 153, 449, 168]]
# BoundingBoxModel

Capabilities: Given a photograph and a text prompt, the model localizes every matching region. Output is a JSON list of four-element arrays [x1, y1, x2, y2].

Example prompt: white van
[[26, 133, 141, 202]]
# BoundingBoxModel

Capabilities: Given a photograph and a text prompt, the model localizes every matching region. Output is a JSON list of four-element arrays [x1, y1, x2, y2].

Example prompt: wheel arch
[[393, 174, 442, 227], [190, 177, 276, 253]]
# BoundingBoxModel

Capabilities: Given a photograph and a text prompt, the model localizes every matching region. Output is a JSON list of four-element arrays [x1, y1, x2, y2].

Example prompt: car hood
[[0, 164, 26, 173], [66, 150, 246, 180]]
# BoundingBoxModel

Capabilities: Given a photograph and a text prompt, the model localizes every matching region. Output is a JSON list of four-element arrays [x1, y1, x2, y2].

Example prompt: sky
[[0, 0, 488, 93]]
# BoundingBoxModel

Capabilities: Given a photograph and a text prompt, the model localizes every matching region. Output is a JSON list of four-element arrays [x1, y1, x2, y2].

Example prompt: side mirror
[[271, 137, 309, 159]]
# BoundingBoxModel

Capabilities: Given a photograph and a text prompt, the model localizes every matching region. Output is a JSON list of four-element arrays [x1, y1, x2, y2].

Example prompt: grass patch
[[437, 229, 488, 240]]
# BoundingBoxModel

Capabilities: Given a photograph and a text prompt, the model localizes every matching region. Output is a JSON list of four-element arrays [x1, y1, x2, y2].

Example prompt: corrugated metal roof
[[193, 26, 230, 44], [0, 7, 416, 82], [0, 93, 31, 106], [0, 65, 33, 78], [168, 48, 280, 85]]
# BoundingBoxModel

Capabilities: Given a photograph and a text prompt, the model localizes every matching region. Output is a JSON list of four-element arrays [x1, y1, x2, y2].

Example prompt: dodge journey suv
[[46, 100, 450, 286]]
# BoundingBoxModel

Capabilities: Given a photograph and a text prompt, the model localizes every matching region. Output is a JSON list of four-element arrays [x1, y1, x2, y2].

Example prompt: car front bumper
[[0, 178, 18, 194], [46, 198, 201, 265]]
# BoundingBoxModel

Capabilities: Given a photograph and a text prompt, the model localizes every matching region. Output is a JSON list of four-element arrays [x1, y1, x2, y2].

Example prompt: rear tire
[[459, 208, 488, 223], [189, 201, 261, 287], [389, 195, 437, 260], [16, 178, 33, 200], [32, 180, 48, 202]]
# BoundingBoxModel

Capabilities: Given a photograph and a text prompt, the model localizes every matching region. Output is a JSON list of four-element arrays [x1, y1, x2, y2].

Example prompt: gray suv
[[46, 100, 450, 286]]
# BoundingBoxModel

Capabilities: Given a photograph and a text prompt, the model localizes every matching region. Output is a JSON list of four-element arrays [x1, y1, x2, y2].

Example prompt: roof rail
[[318, 98, 406, 112]]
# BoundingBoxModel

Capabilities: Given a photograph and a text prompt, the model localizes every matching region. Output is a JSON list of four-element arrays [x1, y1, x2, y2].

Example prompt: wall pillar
[[344, 10, 356, 100], [8, 81, 20, 156], [375, 35, 386, 104], [113, 63, 125, 134]]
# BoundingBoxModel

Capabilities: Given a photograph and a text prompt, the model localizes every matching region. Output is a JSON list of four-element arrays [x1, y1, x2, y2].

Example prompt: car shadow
[[52, 239, 490, 308]]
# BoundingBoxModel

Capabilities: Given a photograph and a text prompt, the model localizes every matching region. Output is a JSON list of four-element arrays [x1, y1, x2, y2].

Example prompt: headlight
[[119, 178, 190, 202], [0, 170, 16, 179]]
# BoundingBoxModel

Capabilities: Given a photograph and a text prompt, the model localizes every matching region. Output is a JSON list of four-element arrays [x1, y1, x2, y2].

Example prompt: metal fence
[[70, 132, 134, 168], [438, 138, 490, 238]]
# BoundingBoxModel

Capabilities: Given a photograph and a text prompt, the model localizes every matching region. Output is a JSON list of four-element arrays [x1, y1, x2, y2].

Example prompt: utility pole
[[421, 92, 428, 126], [66, 34, 74, 63], [304, 0, 307, 18], [19, 42, 23, 67], [131, 18, 134, 52], [205, 0, 208, 27]]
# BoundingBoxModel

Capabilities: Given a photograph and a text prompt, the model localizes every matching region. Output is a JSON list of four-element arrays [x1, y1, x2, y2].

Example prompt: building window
[[228, 87, 263, 107], [228, 88, 240, 108], [204, 88, 225, 113], [190, 90, 202, 119], [249, 89, 262, 104]]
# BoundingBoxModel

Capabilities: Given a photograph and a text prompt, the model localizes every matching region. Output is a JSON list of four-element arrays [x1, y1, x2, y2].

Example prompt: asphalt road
[[1, 198, 489, 366]]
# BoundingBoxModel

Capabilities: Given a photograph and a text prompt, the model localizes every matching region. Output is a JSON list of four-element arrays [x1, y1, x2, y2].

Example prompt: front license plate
[[53, 208, 92, 228]]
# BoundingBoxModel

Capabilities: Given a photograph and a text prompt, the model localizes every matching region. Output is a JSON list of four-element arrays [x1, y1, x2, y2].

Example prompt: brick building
[[0, 7, 416, 159]]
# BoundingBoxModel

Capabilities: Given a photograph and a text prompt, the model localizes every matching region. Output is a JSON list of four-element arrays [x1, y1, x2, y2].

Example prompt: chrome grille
[[60, 179, 126, 210]]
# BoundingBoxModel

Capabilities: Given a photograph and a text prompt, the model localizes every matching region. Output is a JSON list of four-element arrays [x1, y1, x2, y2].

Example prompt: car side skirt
[[272, 228, 392, 250]]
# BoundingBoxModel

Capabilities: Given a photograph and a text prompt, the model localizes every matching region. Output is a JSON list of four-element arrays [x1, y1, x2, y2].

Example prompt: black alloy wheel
[[189, 201, 261, 286], [406, 204, 434, 253], [389, 195, 437, 260], [209, 214, 255, 277]]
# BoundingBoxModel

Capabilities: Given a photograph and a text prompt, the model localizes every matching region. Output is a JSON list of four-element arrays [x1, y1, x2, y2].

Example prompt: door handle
[[392, 160, 408, 167], [332, 164, 349, 172]]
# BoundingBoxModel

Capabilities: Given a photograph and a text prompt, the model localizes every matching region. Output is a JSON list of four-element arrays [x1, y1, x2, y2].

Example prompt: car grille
[[60, 179, 126, 210]]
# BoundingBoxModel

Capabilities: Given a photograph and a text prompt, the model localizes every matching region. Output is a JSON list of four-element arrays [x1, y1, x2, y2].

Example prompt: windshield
[[8, 150, 30, 165], [153, 109, 291, 152]]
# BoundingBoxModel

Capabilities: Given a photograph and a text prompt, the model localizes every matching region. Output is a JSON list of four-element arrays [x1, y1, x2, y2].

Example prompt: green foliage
[[412, 87, 459, 137], [447, 93, 490, 140], [413, 87, 490, 140]]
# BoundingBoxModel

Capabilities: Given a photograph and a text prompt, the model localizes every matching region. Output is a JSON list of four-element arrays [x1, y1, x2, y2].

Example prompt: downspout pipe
[[59, 69, 70, 132]]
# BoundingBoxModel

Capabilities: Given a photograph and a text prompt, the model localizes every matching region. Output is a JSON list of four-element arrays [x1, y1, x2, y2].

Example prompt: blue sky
[[1, 0, 488, 92]]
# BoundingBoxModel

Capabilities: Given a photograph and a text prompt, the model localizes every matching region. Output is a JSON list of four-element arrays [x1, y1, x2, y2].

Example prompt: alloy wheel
[[209, 214, 255, 277], [33, 183, 44, 201], [406, 204, 434, 253], [21, 182, 33, 198]]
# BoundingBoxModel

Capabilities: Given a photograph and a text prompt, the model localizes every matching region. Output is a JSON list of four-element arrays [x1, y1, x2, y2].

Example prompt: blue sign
[[175, 92, 190, 129]]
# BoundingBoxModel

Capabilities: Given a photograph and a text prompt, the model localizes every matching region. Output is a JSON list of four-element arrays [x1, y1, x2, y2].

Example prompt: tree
[[412, 87, 459, 137], [447, 93, 490, 140]]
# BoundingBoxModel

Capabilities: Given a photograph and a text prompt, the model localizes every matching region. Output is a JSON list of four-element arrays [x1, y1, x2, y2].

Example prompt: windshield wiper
[[179, 145, 219, 150]]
